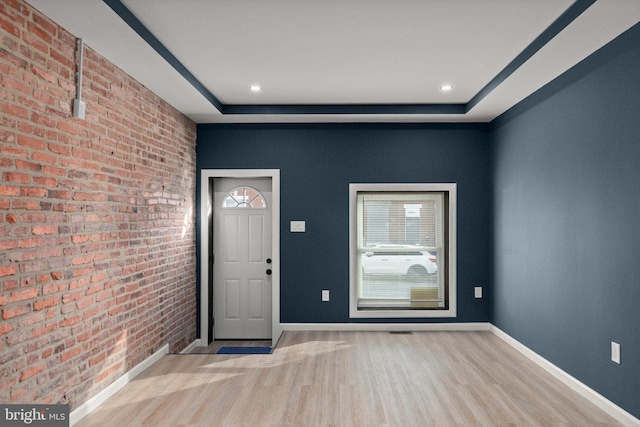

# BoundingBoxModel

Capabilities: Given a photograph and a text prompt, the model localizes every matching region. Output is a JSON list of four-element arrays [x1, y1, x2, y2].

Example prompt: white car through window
[[361, 244, 437, 279]]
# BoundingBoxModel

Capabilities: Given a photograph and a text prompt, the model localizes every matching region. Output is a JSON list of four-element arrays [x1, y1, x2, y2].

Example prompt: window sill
[[349, 307, 457, 319]]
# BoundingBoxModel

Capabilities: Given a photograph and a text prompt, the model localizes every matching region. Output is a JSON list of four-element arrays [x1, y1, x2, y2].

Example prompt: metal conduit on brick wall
[[0, 0, 197, 409]]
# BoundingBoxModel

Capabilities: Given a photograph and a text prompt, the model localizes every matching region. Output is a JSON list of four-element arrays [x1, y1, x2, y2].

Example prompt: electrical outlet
[[322, 290, 330, 302], [611, 342, 621, 364], [474, 287, 483, 299]]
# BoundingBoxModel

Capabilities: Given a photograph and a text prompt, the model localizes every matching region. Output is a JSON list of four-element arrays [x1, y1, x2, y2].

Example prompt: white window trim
[[349, 183, 457, 318]]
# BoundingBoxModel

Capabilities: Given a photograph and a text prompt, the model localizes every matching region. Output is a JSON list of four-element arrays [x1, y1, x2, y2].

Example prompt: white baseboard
[[180, 339, 202, 354], [490, 325, 640, 427], [281, 322, 490, 332], [70, 343, 169, 426]]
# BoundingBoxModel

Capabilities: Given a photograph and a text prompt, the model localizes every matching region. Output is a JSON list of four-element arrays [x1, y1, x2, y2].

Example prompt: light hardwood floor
[[75, 331, 623, 426]]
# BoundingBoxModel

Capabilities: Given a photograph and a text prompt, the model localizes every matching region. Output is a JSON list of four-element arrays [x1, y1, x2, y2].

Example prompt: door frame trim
[[199, 169, 282, 346]]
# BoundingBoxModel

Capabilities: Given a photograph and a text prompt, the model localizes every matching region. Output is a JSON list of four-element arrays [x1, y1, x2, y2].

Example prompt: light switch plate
[[611, 341, 621, 364], [322, 290, 330, 301], [290, 221, 305, 232], [474, 287, 483, 298]]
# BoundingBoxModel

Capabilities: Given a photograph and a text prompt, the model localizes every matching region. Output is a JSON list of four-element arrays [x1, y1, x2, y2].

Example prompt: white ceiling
[[28, 0, 640, 124]]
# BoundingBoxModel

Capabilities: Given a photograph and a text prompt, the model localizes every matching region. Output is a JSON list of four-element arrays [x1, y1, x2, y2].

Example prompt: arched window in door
[[222, 186, 267, 209]]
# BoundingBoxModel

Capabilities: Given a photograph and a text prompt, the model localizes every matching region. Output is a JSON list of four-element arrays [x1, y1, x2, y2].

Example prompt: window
[[222, 186, 266, 209], [349, 183, 456, 318]]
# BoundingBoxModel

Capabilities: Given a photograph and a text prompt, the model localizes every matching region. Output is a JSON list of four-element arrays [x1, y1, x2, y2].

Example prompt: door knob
[[266, 269, 272, 275], [266, 258, 272, 264]]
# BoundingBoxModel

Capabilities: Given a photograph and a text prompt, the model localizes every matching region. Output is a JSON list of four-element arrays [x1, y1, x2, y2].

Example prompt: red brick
[[2, 303, 30, 319], [3, 75, 31, 94], [13, 200, 41, 210], [108, 306, 123, 316], [72, 192, 92, 201], [0, 0, 197, 412], [32, 176, 57, 187], [31, 322, 57, 338], [17, 312, 44, 327], [76, 330, 91, 343], [48, 142, 70, 156], [15, 159, 42, 172], [71, 235, 89, 244], [72, 147, 91, 160], [59, 315, 80, 327], [37, 247, 63, 258], [20, 363, 46, 381], [33, 87, 55, 105], [57, 120, 79, 135], [27, 20, 53, 44], [18, 237, 45, 248], [90, 271, 107, 283], [85, 282, 104, 295], [31, 151, 57, 165], [0, 129, 16, 142], [3, 171, 30, 184], [0, 102, 29, 119], [94, 370, 110, 384], [42, 283, 64, 295], [11, 288, 39, 302], [10, 386, 29, 403], [0, 15, 20, 37], [31, 12, 56, 34], [2, 280, 18, 292], [72, 255, 93, 265], [21, 187, 47, 197], [42, 165, 66, 176], [17, 134, 46, 150], [0, 322, 13, 335], [60, 346, 82, 362], [76, 296, 93, 310], [81, 304, 99, 320], [73, 268, 92, 278], [88, 352, 106, 367], [0, 377, 17, 396], [36, 273, 51, 284], [33, 296, 59, 311], [32, 225, 57, 235], [31, 111, 55, 128], [61, 291, 83, 304], [0, 185, 19, 196], [0, 265, 17, 277]]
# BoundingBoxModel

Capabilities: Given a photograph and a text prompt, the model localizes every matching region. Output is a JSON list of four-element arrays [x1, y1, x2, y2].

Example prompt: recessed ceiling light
[[250, 85, 262, 92], [440, 84, 453, 92]]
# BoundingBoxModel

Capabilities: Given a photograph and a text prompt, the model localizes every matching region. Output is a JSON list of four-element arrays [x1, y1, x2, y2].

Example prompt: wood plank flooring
[[75, 331, 623, 426]]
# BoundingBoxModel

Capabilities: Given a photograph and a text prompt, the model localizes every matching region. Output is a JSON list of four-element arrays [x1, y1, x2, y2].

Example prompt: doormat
[[216, 346, 272, 355]]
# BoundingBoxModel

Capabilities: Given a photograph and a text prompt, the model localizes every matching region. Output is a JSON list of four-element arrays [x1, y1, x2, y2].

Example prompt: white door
[[213, 178, 272, 339]]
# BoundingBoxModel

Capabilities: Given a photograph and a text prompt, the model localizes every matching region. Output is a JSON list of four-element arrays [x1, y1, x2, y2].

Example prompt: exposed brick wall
[[1, 0, 197, 409]]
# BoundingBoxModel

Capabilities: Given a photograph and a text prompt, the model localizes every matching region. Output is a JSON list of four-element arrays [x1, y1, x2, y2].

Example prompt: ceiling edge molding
[[104, 0, 593, 116]]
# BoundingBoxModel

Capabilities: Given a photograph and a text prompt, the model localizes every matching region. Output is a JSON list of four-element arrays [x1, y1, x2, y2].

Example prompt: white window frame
[[349, 183, 457, 318]]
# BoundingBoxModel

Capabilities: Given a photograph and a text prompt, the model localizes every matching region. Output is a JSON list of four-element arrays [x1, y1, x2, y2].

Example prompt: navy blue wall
[[197, 124, 492, 324], [195, 20, 640, 420], [491, 23, 640, 417]]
